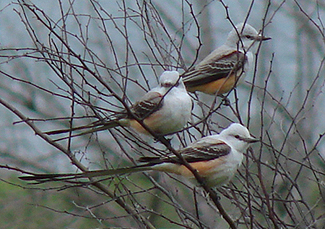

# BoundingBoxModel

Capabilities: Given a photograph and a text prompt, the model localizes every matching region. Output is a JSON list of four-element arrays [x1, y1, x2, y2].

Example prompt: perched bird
[[182, 23, 271, 95], [20, 123, 259, 188], [46, 71, 193, 137]]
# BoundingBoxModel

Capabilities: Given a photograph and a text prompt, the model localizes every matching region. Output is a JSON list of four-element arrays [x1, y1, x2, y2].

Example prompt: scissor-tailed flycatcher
[[46, 71, 193, 137], [20, 123, 258, 187], [182, 23, 271, 95]]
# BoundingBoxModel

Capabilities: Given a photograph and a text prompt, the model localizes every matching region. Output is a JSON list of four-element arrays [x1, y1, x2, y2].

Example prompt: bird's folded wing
[[130, 91, 164, 120], [139, 140, 231, 165], [182, 50, 246, 87]]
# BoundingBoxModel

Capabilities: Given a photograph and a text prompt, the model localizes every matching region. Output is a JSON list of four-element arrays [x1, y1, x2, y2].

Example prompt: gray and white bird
[[46, 71, 193, 137], [21, 123, 258, 188], [182, 23, 270, 95]]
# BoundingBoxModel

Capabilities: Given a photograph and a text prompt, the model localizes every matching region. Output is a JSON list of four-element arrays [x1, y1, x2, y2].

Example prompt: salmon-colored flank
[[155, 157, 226, 178], [127, 112, 164, 135], [187, 73, 237, 95]]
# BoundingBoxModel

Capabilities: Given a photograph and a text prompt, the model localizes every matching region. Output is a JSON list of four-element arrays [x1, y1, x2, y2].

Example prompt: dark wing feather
[[177, 142, 231, 162], [182, 51, 247, 88], [130, 91, 164, 120], [138, 141, 231, 166]]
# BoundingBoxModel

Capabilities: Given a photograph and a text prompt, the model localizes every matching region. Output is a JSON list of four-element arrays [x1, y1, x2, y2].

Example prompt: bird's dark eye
[[234, 135, 241, 139], [162, 82, 179, 88], [244, 35, 254, 40], [162, 82, 172, 87]]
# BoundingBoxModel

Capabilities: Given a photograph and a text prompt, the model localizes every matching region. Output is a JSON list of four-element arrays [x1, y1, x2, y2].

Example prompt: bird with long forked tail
[[46, 71, 193, 138], [20, 123, 258, 188]]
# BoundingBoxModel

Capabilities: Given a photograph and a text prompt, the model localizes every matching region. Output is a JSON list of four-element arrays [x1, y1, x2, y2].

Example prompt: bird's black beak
[[256, 34, 271, 41], [246, 137, 259, 143]]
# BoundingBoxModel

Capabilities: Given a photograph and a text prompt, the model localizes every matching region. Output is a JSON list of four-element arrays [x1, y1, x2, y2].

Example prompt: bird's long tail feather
[[44, 120, 120, 141], [19, 165, 151, 183]]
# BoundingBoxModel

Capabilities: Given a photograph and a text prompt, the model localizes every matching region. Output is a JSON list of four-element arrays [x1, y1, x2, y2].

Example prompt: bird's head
[[225, 23, 271, 52], [219, 123, 259, 152], [159, 70, 184, 89]]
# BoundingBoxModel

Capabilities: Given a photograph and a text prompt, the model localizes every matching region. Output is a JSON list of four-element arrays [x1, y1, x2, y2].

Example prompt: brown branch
[[0, 97, 155, 229]]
